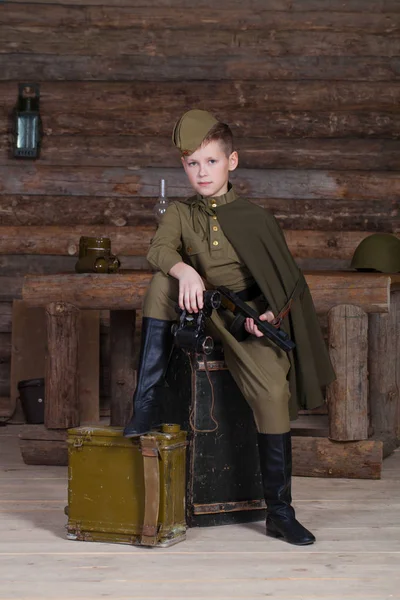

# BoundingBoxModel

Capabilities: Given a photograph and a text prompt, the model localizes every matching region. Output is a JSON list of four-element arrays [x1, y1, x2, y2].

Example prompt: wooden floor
[[1, 424, 400, 600]]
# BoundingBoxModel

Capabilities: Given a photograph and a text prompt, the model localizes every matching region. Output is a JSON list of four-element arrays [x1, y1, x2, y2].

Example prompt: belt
[[235, 282, 262, 302]]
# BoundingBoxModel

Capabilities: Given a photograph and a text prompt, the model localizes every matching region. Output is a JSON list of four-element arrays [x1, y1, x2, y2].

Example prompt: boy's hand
[[169, 262, 205, 313], [245, 310, 275, 338]]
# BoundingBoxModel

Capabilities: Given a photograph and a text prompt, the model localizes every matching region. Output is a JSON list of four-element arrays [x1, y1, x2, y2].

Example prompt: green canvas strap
[[140, 435, 161, 546]]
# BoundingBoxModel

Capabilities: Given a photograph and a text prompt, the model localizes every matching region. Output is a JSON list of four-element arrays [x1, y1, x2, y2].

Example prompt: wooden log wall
[[0, 0, 399, 401]]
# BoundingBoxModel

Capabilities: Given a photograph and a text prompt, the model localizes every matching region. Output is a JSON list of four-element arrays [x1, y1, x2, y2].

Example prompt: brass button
[[211, 203, 217, 208], [212, 240, 219, 246], [212, 215, 217, 220], [187, 246, 192, 253], [213, 226, 218, 232]]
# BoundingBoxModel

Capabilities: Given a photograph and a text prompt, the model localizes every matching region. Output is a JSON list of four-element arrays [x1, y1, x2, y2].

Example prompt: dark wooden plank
[[25, 110, 400, 139], [0, 396, 12, 418], [109, 310, 136, 427], [0, 303, 12, 333], [0, 333, 11, 359], [1, 166, 400, 201], [1, 54, 398, 82], [3, 6, 400, 32], [0, 196, 398, 232], [0, 362, 10, 397], [6, 0, 400, 12], [1, 82, 400, 113], [78, 310, 100, 425], [3, 27, 400, 57], [3, 108, 400, 138], [3, 136, 400, 170], [0, 277, 23, 300], [0, 255, 77, 275]]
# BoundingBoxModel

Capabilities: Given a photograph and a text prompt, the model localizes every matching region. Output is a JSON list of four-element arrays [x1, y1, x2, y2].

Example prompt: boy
[[123, 109, 336, 546]]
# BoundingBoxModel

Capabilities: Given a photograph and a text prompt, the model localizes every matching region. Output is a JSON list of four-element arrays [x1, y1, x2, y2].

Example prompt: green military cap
[[350, 233, 400, 273], [172, 109, 219, 155]]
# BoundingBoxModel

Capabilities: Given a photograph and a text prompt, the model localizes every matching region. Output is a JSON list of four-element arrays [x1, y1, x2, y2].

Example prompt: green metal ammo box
[[66, 424, 187, 547]]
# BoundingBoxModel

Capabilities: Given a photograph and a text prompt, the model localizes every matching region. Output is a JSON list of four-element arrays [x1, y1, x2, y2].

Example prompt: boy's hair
[[201, 122, 234, 157]]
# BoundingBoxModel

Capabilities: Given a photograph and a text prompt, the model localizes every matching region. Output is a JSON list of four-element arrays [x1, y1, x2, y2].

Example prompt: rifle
[[217, 286, 295, 354]]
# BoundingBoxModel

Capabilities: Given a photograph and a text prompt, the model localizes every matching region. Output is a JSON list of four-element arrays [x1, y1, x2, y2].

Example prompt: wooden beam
[[304, 271, 394, 314], [327, 305, 369, 441], [23, 272, 153, 310], [368, 291, 400, 440], [291, 436, 382, 479], [45, 302, 79, 429], [21, 271, 395, 314]]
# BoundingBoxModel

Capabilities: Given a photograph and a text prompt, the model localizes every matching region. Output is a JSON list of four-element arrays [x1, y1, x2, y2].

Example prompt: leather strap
[[272, 275, 306, 328], [140, 435, 160, 546]]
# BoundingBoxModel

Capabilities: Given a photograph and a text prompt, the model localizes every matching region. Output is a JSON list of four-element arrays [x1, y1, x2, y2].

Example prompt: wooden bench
[[20, 270, 400, 478]]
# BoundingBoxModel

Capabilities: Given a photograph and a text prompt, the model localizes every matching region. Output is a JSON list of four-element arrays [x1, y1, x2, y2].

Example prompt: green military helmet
[[350, 233, 400, 273]]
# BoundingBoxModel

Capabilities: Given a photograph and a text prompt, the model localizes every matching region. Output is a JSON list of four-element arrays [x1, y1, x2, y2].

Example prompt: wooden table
[[21, 270, 400, 477]]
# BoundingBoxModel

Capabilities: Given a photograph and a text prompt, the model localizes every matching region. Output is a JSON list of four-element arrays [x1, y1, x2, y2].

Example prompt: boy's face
[[181, 140, 238, 198]]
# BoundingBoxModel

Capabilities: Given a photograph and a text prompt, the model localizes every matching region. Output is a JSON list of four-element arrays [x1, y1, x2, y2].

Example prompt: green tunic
[[144, 185, 335, 432]]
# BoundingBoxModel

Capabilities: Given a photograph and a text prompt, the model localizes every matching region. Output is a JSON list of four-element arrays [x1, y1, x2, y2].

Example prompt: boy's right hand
[[169, 262, 205, 313]]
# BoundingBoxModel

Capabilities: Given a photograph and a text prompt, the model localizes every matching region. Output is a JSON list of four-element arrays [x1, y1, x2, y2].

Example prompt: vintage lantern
[[13, 84, 42, 159]]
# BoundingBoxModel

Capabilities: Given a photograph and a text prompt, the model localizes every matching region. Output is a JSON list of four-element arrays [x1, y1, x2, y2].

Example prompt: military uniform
[[144, 185, 291, 434]]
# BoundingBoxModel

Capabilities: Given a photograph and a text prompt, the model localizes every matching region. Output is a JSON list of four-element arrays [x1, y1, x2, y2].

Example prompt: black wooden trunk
[[164, 347, 266, 528]]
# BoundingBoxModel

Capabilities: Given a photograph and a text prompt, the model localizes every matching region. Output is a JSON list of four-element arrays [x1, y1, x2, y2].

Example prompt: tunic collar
[[196, 182, 238, 207]]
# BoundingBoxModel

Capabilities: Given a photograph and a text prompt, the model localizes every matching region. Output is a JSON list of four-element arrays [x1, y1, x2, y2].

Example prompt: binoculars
[[75, 236, 121, 274]]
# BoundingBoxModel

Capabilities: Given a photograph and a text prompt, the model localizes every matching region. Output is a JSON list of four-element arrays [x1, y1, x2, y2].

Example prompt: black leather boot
[[123, 317, 174, 438], [257, 432, 316, 545]]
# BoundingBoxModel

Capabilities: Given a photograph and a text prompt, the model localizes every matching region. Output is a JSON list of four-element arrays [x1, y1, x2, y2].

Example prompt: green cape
[[214, 197, 336, 417]]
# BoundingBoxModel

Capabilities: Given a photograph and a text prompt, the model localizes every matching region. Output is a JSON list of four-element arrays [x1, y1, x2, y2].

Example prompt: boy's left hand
[[245, 310, 275, 338]]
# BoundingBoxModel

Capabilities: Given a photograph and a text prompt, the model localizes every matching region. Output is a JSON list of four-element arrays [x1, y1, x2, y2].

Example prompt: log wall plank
[[2, 55, 400, 83], [0, 277, 22, 301], [1, 166, 400, 202], [1, 82, 400, 114], [3, 6, 400, 33], [0, 303, 12, 333], [4, 110, 400, 139], [6, 0, 400, 11], [1, 226, 399, 260], [0, 196, 398, 232], [2, 28, 400, 58], [3, 136, 400, 170]]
